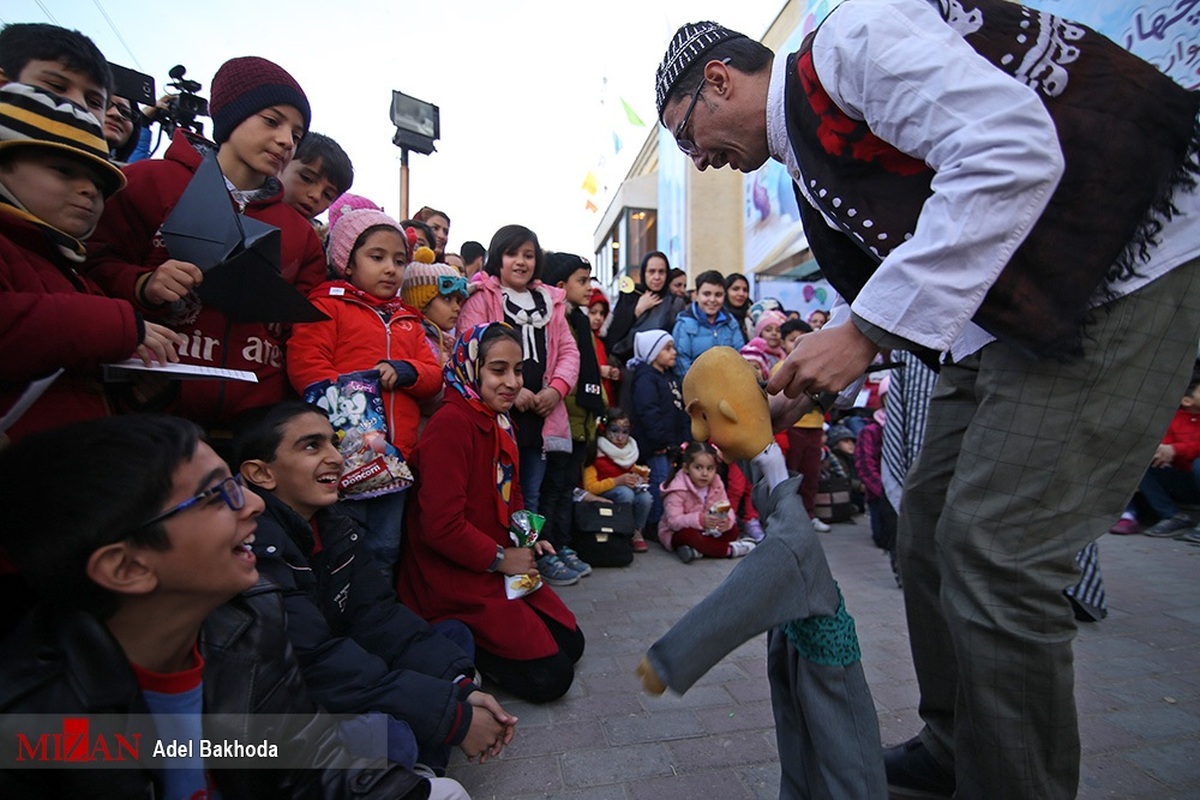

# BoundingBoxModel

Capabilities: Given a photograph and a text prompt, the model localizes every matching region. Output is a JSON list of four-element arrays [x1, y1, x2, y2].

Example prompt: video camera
[[158, 65, 209, 138]]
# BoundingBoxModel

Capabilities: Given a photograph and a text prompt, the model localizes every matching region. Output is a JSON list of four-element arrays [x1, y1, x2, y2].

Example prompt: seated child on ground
[[1111, 372, 1200, 540], [398, 323, 585, 704], [582, 407, 654, 552], [661, 441, 754, 563], [0, 415, 452, 799], [234, 401, 516, 775]]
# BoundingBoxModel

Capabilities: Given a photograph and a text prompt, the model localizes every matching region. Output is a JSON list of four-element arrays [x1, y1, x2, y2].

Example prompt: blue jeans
[[519, 446, 547, 514], [603, 485, 653, 532], [1133, 460, 1200, 519], [353, 491, 407, 569], [647, 454, 671, 530]]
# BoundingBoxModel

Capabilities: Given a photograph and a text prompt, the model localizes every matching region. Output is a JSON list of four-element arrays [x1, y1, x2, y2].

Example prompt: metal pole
[[399, 147, 410, 221]]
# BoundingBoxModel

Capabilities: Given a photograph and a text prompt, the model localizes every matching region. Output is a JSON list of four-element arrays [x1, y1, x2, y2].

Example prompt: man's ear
[[87, 542, 158, 597], [706, 58, 732, 96], [240, 459, 276, 491]]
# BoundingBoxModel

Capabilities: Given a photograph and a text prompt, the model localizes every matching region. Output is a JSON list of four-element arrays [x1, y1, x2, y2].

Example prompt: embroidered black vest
[[786, 0, 1200, 358]]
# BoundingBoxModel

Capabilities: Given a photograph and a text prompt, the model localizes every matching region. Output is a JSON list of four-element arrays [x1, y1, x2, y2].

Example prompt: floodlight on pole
[[391, 90, 440, 220]]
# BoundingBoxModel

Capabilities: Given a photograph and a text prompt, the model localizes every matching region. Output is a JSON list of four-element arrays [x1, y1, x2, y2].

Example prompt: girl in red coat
[[400, 323, 585, 703], [287, 208, 441, 568]]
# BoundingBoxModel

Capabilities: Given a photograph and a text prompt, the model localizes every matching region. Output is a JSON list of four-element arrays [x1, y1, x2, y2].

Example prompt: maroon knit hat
[[208, 56, 311, 144]]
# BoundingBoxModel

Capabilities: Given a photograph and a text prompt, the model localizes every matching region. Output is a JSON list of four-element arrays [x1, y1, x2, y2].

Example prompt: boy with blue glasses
[[0, 414, 450, 798]]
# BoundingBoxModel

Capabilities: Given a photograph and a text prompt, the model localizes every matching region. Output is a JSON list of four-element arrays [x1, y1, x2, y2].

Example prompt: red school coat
[[398, 391, 577, 660]]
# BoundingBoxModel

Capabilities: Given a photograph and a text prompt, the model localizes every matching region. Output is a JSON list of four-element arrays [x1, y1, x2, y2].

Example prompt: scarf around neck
[[598, 434, 640, 468], [502, 285, 552, 363], [444, 323, 519, 525], [0, 183, 89, 262]]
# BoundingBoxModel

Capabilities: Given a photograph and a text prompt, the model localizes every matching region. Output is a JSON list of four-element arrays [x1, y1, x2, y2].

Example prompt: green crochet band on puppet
[[780, 587, 862, 666]]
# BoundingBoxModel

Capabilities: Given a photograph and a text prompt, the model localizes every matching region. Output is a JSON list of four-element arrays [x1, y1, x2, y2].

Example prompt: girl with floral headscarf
[[399, 323, 585, 704]]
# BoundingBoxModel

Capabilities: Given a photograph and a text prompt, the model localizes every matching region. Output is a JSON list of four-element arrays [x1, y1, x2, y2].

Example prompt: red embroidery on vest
[[797, 51, 927, 177]]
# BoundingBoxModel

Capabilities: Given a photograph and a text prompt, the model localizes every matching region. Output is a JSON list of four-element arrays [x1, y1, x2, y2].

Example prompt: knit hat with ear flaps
[[0, 83, 126, 197], [655, 21, 748, 121], [402, 247, 466, 310], [328, 208, 405, 277], [209, 56, 311, 145]]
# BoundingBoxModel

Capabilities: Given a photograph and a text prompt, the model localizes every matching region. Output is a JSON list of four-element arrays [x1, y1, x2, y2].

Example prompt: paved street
[[447, 523, 1200, 799]]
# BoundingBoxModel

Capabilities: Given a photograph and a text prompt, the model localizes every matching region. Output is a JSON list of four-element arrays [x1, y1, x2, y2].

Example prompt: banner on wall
[[742, 0, 1199, 279]]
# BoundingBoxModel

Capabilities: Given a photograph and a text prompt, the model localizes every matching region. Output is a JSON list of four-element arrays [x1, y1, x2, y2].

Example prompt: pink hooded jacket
[[457, 275, 580, 453], [659, 470, 735, 551]]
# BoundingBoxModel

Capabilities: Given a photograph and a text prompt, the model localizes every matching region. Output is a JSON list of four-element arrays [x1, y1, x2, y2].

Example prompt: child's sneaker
[[1108, 516, 1142, 536], [1144, 513, 1194, 537], [1174, 528, 1200, 545], [631, 529, 649, 553], [743, 518, 765, 542], [676, 545, 702, 564], [729, 540, 756, 558], [557, 546, 592, 577], [811, 517, 832, 533], [537, 554, 579, 586]]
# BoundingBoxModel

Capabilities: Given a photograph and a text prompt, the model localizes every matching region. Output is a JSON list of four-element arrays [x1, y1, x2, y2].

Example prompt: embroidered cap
[[655, 21, 747, 121], [0, 83, 126, 196]]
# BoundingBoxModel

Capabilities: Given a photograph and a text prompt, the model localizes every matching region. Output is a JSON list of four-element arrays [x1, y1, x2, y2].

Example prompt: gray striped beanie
[[655, 21, 747, 122]]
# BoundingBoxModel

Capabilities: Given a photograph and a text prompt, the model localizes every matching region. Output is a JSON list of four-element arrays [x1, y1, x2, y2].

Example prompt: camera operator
[[103, 93, 141, 163], [129, 65, 208, 160]]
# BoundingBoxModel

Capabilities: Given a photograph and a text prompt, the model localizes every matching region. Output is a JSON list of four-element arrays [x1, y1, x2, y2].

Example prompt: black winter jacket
[[250, 491, 478, 748], [0, 582, 429, 799]]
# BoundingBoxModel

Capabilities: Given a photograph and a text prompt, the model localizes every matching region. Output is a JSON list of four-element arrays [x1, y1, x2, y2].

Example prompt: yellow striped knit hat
[[0, 83, 126, 196]]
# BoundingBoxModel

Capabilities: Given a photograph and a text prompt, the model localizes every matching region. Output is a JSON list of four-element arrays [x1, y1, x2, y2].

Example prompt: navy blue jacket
[[250, 490, 478, 750], [629, 361, 691, 457]]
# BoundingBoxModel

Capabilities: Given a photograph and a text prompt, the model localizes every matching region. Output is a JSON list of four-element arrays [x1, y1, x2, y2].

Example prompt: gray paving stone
[[666, 730, 779, 771], [738, 764, 784, 800], [499, 719, 608, 760], [626, 769, 754, 800], [603, 709, 706, 746], [561, 743, 676, 788]]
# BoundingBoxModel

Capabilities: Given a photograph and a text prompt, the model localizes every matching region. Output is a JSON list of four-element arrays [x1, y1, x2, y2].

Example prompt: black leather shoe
[[884, 737, 954, 799]]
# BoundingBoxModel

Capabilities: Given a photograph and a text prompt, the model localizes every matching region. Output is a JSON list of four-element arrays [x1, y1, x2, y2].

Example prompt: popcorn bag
[[304, 370, 413, 499], [505, 510, 546, 599]]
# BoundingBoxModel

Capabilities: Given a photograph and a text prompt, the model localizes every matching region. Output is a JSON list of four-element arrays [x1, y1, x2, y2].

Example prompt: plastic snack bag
[[304, 370, 413, 498], [505, 510, 546, 599]]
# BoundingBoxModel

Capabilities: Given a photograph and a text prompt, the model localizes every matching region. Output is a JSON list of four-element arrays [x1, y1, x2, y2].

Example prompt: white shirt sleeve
[[810, 0, 1065, 351]]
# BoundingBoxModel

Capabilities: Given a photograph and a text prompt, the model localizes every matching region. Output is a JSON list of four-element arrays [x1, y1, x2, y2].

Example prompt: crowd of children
[[0, 19, 881, 798]]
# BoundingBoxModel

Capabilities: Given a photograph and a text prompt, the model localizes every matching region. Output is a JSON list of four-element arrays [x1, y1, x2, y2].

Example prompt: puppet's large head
[[681, 346, 773, 462]]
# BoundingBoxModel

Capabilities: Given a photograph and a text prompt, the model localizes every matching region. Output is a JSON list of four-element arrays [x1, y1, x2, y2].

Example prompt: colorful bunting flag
[[620, 98, 645, 127], [581, 171, 599, 196]]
